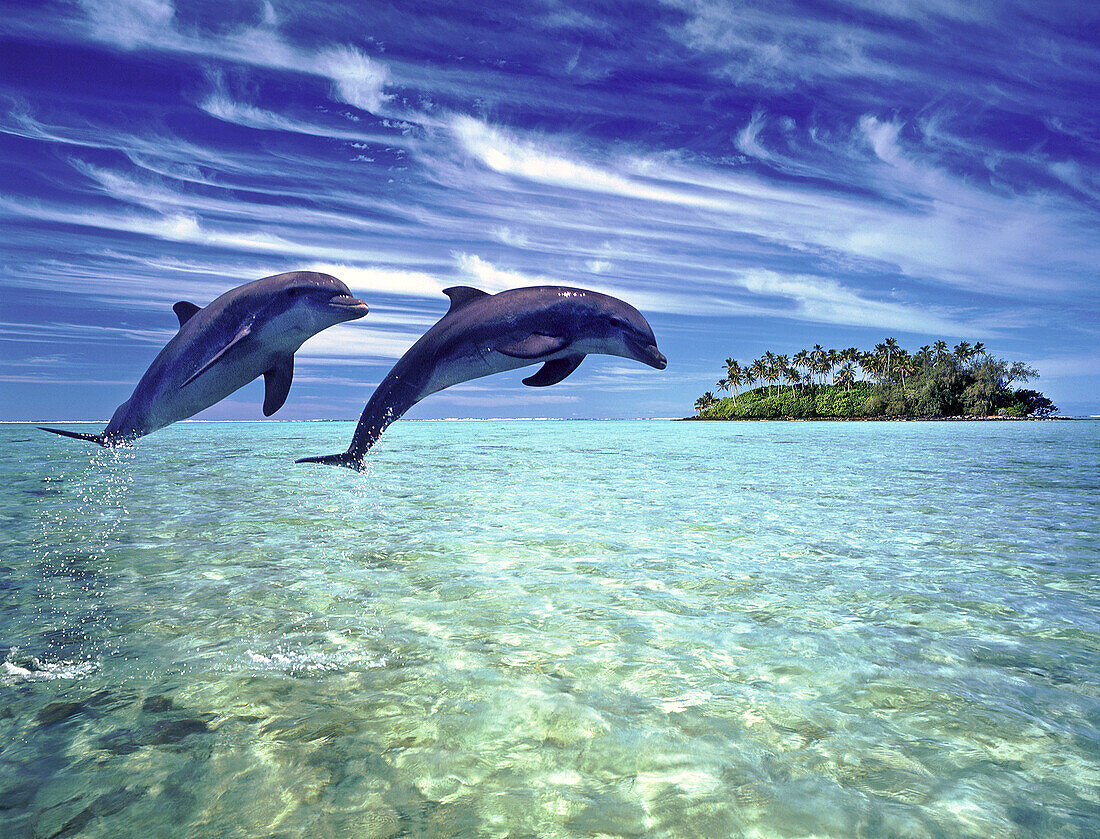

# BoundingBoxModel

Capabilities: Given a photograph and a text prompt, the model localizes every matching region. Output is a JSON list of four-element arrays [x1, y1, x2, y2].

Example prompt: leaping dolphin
[[40, 271, 368, 446], [297, 285, 666, 470]]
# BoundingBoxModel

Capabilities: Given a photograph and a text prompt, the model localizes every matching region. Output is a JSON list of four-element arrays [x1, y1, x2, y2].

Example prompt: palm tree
[[954, 341, 973, 362], [749, 358, 767, 393], [695, 392, 717, 414], [835, 362, 856, 392], [814, 349, 834, 387], [811, 344, 826, 386], [873, 342, 888, 382], [793, 349, 811, 389], [794, 349, 810, 367], [776, 355, 790, 393], [762, 351, 778, 395], [859, 351, 878, 385], [784, 365, 800, 393], [933, 340, 950, 367], [722, 358, 744, 405], [763, 359, 780, 396], [839, 347, 861, 378], [883, 337, 899, 383], [894, 351, 916, 395]]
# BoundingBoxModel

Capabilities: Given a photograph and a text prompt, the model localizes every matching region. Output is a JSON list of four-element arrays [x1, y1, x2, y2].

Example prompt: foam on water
[[1, 653, 98, 683], [1, 420, 1098, 837]]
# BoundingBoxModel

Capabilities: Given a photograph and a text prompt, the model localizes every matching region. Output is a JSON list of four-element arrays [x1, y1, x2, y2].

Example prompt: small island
[[691, 339, 1058, 420]]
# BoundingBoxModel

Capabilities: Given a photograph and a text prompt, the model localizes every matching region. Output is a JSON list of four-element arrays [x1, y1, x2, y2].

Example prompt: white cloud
[[450, 116, 726, 209], [305, 263, 443, 298], [452, 252, 741, 317], [661, 0, 905, 86], [0, 320, 173, 346], [80, 0, 174, 49], [0, 195, 380, 264], [453, 251, 549, 291], [295, 325, 422, 362], [735, 109, 769, 159], [1018, 354, 1099, 379], [76, 0, 393, 114], [449, 114, 1096, 300], [198, 93, 402, 143], [70, 159, 404, 238], [316, 46, 392, 115], [492, 226, 530, 248], [733, 269, 976, 336]]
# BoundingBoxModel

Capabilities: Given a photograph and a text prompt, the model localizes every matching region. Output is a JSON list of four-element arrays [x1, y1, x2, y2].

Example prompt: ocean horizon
[[2, 419, 1097, 837]]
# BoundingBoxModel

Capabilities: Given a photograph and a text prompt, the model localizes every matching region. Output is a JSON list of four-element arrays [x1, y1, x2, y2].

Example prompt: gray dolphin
[[40, 271, 368, 446], [297, 285, 666, 470]]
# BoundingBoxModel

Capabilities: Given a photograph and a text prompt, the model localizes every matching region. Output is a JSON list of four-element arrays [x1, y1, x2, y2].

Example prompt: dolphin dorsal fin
[[442, 286, 490, 314], [173, 301, 202, 328]]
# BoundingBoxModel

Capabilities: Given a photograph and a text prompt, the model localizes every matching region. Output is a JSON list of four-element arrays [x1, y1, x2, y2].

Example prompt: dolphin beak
[[643, 344, 668, 370], [625, 334, 667, 369], [327, 293, 369, 319]]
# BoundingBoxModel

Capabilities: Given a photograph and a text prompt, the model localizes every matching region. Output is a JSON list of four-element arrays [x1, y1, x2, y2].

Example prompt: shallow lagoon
[[1, 419, 1097, 837]]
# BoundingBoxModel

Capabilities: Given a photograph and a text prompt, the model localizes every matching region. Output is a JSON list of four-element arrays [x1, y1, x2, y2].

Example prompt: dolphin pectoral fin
[[262, 354, 294, 416], [496, 333, 568, 359], [181, 322, 253, 389], [173, 301, 202, 328], [522, 354, 585, 387], [442, 286, 490, 314]]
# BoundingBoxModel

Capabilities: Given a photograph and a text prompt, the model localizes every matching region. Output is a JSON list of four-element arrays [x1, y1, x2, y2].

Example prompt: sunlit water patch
[[1, 420, 1097, 837]]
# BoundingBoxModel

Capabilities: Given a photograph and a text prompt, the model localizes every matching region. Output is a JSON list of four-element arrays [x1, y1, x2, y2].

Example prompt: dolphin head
[[582, 292, 667, 370], [261, 271, 369, 336]]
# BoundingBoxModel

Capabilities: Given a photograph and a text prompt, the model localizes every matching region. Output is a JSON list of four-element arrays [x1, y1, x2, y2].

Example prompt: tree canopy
[[694, 340, 1057, 419]]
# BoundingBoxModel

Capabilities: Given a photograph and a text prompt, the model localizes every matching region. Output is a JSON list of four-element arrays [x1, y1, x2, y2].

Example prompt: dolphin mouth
[[644, 345, 668, 370], [629, 338, 666, 369], [327, 293, 369, 318]]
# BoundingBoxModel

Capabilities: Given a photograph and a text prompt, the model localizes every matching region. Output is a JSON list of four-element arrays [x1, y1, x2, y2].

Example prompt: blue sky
[[1, 0, 1097, 420]]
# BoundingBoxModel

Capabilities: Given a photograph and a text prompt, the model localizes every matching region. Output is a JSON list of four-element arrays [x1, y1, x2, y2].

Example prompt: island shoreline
[[677, 415, 1076, 422]]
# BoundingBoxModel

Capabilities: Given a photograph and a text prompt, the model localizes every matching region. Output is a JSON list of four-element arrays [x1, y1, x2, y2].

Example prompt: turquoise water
[[1, 419, 1097, 838]]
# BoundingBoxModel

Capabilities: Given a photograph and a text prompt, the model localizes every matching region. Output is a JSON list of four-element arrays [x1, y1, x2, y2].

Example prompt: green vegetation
[[694, 340, 1058, 420]]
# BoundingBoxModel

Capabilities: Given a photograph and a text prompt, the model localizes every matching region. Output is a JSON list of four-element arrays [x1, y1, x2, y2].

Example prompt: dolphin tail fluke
[[38, 426, 108, 446], [295, 451, 365, 471]]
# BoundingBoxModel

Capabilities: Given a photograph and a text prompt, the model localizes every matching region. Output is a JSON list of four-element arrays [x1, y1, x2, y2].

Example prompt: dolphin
[[297, 285, 666, 470], [40, 271, 368, 446]]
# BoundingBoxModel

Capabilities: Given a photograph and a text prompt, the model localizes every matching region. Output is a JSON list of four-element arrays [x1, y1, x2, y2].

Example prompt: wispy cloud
[[305, 264, 443, 299], [76, 0, 394, 115], [0, 320, 173, 346], [295, 325, 423, 363], [735, 109, 770, 159], [732, 269, 977, 336], [197, 93, 407, 146]]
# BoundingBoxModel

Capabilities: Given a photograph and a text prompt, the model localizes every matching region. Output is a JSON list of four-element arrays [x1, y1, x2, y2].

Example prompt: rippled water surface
[[1, 419, 1098, 838]]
